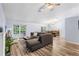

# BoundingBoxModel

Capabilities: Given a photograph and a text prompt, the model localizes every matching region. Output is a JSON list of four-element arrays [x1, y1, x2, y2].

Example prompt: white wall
[[6, 20, 45, 39], [49, 19, 65, 38], [0, 4, 5, 56], [6, 19, 66, 39], [44, 19, 65, 38], [65, 16, 79, 43]]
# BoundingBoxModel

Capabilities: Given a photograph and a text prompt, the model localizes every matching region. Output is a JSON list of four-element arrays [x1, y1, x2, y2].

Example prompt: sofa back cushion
[[38, 33, 53, 46]]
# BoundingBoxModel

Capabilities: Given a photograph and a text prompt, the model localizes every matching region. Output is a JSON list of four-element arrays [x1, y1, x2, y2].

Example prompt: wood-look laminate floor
[[10, 37, 79, 56], [52, 37, 79, 56], [11, 39, 52, 56]]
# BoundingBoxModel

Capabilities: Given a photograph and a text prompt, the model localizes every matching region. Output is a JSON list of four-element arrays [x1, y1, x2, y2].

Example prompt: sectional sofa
[[26, 33, 53, 52]]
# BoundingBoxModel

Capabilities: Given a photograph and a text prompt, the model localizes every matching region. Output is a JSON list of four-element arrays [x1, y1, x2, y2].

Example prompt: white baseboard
[[59, 36, 79, 45], [66, 40, 79, 45]]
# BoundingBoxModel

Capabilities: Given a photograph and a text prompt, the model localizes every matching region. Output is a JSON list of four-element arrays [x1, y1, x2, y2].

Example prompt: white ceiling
[[2, 3, 79, 24]]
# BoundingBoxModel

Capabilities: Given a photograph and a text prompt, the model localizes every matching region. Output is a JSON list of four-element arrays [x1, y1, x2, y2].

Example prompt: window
[[13, 25, 26, 35], [20, 25, 26, 35], [0, 27, 3, 32], [13, 25, 19, 34], [41, 26, 46, 32]]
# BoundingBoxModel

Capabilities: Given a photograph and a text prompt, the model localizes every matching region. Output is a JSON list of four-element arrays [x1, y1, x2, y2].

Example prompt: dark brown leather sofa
[[26, 33, 53, 52]]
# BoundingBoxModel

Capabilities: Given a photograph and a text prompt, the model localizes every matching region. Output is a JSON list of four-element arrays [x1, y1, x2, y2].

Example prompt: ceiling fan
[[38, 3, 60, 12]]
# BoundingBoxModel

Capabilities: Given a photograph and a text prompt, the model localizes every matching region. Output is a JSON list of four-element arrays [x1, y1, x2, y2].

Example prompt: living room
[[0, 3, 79, 56], [3, 3, 64, 56]]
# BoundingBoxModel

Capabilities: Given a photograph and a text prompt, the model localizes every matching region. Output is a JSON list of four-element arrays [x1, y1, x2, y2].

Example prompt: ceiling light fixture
[[38, 3, 60, 12]]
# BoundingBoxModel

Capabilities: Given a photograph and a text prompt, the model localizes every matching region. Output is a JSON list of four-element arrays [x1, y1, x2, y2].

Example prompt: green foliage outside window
[[13, 25, 26, 34], [20, 25, 26, 33], [13, 25, 19, 34]]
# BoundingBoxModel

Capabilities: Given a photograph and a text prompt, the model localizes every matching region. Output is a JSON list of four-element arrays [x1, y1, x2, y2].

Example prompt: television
[[0, 27, 3, 32]]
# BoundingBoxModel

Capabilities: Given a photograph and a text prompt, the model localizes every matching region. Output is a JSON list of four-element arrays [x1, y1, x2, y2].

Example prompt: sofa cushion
[[26, 38, 40, 47], [38, 33, 52, 46]]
